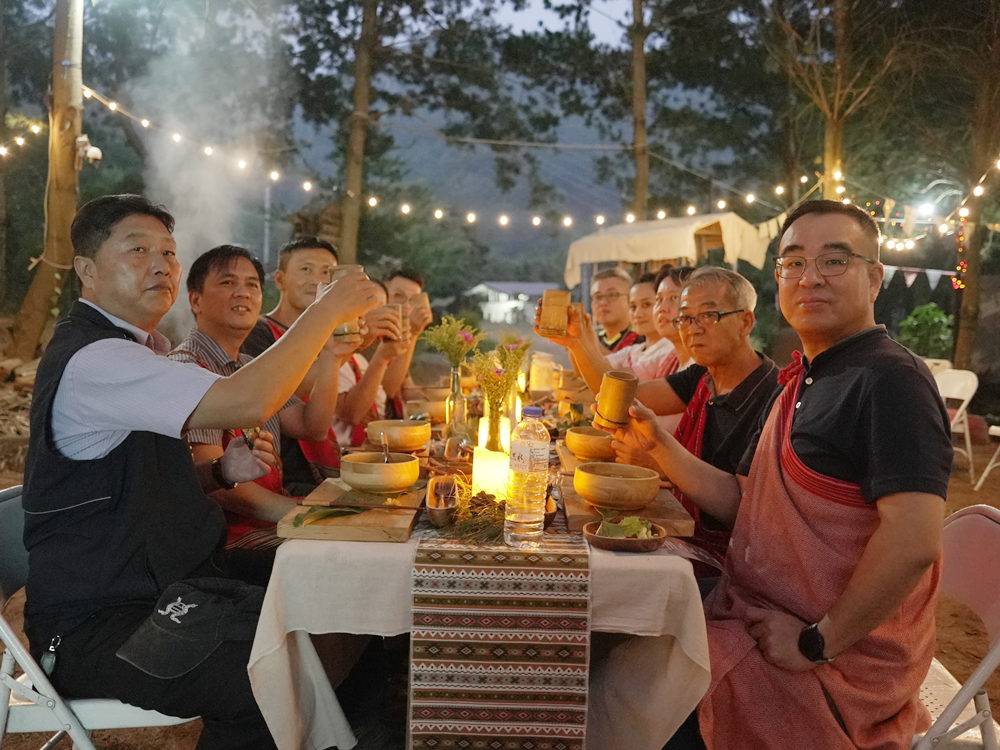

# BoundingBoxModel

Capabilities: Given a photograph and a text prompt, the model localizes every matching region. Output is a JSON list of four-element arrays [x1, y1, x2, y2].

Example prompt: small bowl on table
[[366, 420, 431, 452], [583, 519, 667, 553], [565, 426, 616, 462], [573, 462, 660, 512], [341, 452, 420, 494]]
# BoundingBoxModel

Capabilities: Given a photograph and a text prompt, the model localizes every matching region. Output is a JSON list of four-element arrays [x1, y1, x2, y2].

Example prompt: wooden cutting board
[[300, 477, 427, 509], [277, 504, 420, 543], [560, 475, 694, 537]]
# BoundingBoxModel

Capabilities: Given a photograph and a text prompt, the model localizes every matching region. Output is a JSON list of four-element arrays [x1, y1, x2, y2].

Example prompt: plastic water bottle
[[504, 406, 550, 548]]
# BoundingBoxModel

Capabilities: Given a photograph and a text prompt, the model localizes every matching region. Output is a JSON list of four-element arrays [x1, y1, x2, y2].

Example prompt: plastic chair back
[[0, 485, 27, 606], [941, 505, 1000, 645]]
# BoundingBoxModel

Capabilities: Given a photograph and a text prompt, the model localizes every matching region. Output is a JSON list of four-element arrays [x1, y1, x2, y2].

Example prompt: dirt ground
[[1, 390, 999, 749]]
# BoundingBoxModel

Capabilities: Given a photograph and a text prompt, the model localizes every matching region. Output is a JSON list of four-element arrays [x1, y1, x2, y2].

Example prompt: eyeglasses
[[774, 251, 875, 279], [592, 291, 625, 303], [671, 309, 745, 329]]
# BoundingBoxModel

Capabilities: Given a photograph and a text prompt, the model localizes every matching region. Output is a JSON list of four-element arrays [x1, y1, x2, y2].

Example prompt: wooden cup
[[593, 370, 638, 429], [538, 289, 572, 336]]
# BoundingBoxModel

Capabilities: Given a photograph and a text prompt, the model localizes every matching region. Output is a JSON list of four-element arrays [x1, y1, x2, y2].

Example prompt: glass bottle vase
[[445, 366, 467, 435]]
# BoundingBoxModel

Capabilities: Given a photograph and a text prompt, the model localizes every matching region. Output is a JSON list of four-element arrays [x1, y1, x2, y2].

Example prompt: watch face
[[798, 623, 829, 664]]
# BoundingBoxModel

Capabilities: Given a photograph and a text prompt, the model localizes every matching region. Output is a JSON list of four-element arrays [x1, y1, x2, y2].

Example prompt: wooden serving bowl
[[565, 426, 616, 461], [340, 452, 420, 493], [583, 520, 666, 553], [573, 461, 660, 511], [366, 420, 431, 452], [405, 400, 448, 423]]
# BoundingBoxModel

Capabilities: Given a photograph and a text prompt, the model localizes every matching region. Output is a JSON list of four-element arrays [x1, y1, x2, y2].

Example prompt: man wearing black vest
[[21, 194, 380, 749]]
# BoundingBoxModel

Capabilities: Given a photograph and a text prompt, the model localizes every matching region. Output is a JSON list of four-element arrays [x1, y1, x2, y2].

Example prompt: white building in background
[[466, 282, 561, 325]]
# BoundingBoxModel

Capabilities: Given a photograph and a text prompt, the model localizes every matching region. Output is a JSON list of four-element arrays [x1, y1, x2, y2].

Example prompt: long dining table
[[247, 524, 710, 750]]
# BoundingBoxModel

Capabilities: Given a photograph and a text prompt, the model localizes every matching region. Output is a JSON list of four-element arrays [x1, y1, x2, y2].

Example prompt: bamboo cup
[[592, 370, 638, 429], [330, 264, 365, 343], [537, 289, 572, 336]]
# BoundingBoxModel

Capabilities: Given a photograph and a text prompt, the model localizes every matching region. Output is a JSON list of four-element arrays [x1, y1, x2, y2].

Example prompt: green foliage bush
[[897, 303, 954, 359]]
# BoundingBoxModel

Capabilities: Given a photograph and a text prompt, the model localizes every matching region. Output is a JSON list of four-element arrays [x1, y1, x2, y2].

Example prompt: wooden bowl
[[366, 420, 431, 452], [421, 386, 451, 401], [583, 520, 666, 553], [405, 400, 448, 423], [565, 426, 615, 461], [340, 452, 420, 493], [573, 462, 660, 511]]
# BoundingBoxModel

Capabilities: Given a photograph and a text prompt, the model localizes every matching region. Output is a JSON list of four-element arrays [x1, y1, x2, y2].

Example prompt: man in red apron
[[603, 200, 952, 750]]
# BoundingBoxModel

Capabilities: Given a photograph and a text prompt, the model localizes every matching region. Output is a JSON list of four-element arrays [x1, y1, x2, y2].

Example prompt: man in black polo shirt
[[629, 266, 779, 572], [607, 200, 952, 750]]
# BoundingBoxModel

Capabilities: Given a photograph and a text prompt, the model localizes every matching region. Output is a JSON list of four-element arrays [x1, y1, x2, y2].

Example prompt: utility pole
[[11, 0, 83, 359], [630, 0, 649, 221], [339, 0, 378, 265]]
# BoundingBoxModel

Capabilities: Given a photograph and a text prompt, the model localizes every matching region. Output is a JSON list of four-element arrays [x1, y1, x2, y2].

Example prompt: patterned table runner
[[410, 534, 591, 750]]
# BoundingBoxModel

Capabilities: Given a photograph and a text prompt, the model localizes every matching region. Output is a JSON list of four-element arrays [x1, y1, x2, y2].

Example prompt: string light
[[531, 215, 542, 226], [905, 239, 915, 250], [833, 170, 843, 181], [236, 159, 247, 169], [562, 215, 573, 227], [625, 212, 636, 223], [716, 199, 727, 210], [972, 185, 985, 197], [655, 209, 666, 219], [140, 118, 150, 128], [302, 180, 313, 192], [886, 239, 897, 250], [171, 133, 182, 143], [367, 196, 379, 207], [745, 193, 756, 204], [466, 211, 477, 224], [938, 224, 950, 234], [14, 136, 25, 147], [269, 170, 280, 181], [595, 214, 606, 225], [82, 87, 93, 98], [400, 203, 412, 215], [498, 214, 510, 226], [958, 207, 970, 218], [433, 208, 444, 220], [107, 102, 118, 111], [841, 198, 851, 205], [0, 147, 7, 157], [203, 146, 214, 156], [775, 185, 785, 196], [800, 175, 809, 183], [686, 205, 697, 216]]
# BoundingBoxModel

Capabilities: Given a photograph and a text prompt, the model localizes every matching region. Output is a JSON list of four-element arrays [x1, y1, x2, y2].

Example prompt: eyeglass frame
[[671, 309, 746, 330], [591, 291, 626, 303], [774, 250, 876, 279]]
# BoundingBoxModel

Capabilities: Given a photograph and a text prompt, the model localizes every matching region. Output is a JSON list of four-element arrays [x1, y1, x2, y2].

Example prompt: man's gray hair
[[685, 266, 757, 312], [591, 266, 633, 286]]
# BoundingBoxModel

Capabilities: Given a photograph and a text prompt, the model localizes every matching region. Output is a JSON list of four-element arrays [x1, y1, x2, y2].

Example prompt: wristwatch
[[211, 457, 238, 490], [798, 622, 833, 664]]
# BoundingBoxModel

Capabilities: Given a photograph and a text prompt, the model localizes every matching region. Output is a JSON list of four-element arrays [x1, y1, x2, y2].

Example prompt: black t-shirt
[[666, 354, 781, 475], [736, 327, 953, 503], [241, 317, 280, 358]]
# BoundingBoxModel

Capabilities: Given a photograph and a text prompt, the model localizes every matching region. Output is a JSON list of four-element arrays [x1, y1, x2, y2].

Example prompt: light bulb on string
[[886, 239, 897, 250], [800, 175, 808, 183], [595, 214, 606, 225], [400, 203, 412, 215], [745, 193, 756, 204], [172, 133, 182, 143], [625, 212, 636, 223], [835, 185, 846, 195], [0, 147, 8, 157], [108, 102, 117, 111], [833, 170, 843, 181], [433, 208, 444, 220], [841, 198, 851, 205], [531, 215, 542, 227], [236, 159, 247, 170], [466, 212, 477, 224], [775, 185, 785, 196], [904, 240, 915, 250], [562, 216, 573, 227], [938, 224, 950, 234], [203, 146, 214, 156], [367, 196, 379, 207], [959, 207, 970, 218], [269, 170, 280, 182], [140, 119, 150, 128], [716, 199, 727, 210], [972, 185, 985, 197], [655, 209, 666, 219], [498, 214, 510, 226], [14, 137, 25, 147], [30, 124, 42, 134], [82, 87, 92, 98], [686, 205, 697, 216], [302, 180, 313, 192]]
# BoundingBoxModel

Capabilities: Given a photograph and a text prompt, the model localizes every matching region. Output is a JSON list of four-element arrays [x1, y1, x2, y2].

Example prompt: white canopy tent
[[564, 212, 783, 288]]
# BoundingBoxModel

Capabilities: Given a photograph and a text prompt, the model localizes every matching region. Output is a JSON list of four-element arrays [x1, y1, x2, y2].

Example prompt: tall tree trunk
[[952, 5, 1000, 369], [11, 0, 82, 359], [339, 0, 377, 265], [0, 5, 9, 313], [822, 114, 843, 200], [630, 0, 648, 219]]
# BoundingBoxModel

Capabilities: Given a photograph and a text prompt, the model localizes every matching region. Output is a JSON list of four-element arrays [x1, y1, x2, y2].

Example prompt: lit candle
[[471, 447, 509, 498]]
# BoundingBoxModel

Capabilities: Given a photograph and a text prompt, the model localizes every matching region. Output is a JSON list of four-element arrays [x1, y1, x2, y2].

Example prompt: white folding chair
[[924, 358, 954, 376], [0, 485, 196, 750], [913, 505, 1000, 750], [974, 426, 1000, 492], [935, 369, 979, 483]]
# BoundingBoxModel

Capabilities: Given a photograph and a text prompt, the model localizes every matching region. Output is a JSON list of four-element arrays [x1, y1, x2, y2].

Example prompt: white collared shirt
[[51, 300, 221, 460]]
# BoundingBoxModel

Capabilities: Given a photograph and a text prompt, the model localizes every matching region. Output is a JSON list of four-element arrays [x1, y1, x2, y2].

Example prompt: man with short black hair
[[610, 200, 952, 750], [171, 244, 352, 548], [590, 266, 642, 352], [22, 194, 379, 749]]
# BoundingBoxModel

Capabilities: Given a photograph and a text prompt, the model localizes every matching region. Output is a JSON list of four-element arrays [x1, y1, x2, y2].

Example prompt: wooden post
[[339, 0, 378, 265], [11, 0, 83, 359], [630, 0, 649, 220]]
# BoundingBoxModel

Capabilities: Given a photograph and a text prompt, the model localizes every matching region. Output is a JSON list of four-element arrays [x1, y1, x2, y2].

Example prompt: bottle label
[[509, 439, 549, 472]]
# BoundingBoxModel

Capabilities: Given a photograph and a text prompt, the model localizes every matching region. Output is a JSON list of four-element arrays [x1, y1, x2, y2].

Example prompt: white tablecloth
[[248, 530, 710, 750]]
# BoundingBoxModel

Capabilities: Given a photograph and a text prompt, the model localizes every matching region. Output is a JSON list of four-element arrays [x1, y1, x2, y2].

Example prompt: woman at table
[[605, 272, 678, 380]]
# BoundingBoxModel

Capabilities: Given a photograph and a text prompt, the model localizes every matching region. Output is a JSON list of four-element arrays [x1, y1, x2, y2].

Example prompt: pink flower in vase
[[458, 330, 474, 344]]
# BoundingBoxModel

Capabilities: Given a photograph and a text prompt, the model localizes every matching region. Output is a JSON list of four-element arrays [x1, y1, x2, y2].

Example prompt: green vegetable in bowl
[[596, 515, 655, 539]]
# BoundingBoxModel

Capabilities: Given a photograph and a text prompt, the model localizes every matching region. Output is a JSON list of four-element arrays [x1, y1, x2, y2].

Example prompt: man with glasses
[[590, 267, 642, 351], [631, 266, 779, 576], [606, 201, 952, 749]]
